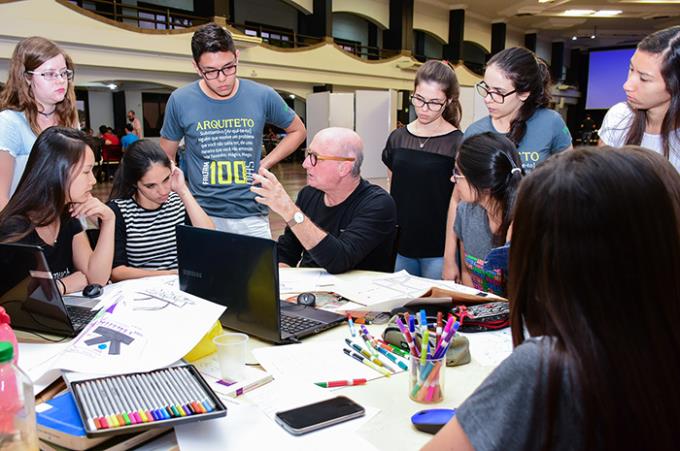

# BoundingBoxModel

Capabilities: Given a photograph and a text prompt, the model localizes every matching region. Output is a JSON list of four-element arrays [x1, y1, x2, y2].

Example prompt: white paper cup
[[213, 332, 249, 380]]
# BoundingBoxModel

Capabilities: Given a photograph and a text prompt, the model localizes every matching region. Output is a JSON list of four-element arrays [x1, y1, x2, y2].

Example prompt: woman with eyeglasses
[[381, 60, 463, 279], [0, 37, 78, 211], [443, 47, 572, 281], [451, 132, 521, 295], [599, 26, 680, 171]]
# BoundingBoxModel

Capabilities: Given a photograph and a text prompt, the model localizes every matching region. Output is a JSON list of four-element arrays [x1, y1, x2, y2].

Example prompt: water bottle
[[0, 341, 39, 450]]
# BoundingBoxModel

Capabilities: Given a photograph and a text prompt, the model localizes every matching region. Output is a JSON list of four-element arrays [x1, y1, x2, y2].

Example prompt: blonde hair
[[0, 37, 78, 134]]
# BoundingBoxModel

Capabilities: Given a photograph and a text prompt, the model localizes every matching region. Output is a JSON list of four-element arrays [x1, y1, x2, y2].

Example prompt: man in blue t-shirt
[[120, 123, 139, 150], [160, 23, 306, 238]]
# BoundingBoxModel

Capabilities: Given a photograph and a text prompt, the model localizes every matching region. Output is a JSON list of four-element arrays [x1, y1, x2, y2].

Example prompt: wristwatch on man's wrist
[[286, 210, 305, 228]]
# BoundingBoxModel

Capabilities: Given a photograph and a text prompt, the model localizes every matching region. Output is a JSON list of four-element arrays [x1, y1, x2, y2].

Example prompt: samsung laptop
[[0, 243, 100, 337], [176, 225, 345, 344]]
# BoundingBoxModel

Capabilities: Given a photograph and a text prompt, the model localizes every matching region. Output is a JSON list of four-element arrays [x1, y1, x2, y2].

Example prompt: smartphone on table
[[274, 396, 365, 435]]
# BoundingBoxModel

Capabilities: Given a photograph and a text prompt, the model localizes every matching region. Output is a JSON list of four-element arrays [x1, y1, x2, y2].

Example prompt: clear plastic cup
[[408, 355, 446, 403], [212, 333, 249, 380]]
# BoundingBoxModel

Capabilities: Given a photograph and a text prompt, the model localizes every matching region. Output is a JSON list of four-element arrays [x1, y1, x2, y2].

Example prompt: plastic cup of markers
[[408, 355, 446, 404], [213, 333, 249, 380]]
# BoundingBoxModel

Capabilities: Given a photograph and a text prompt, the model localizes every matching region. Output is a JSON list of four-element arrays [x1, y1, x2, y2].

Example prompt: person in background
[[0, 127, 115, 294], [108, 140, 213, 282], [127, 110, 142, 137], [423, 146, 680, 451], [160, 23, 306, 238], [252, 127, 397, 274], [442, 47, 572, 281], [599, 25, 680, 171], [382, 60, 463, 279], [453, 132, 522, 296], [0, 36, 78, 210], [121, 123, 140, 150], [580, 113, 597, 144], [98, 125, 120, 146]]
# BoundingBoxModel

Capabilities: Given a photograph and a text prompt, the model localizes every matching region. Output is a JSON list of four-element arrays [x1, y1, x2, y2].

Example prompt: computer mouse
[[297, 292, 316, 307], [411, 408, 456, 434], [82, 283, 103, 298]]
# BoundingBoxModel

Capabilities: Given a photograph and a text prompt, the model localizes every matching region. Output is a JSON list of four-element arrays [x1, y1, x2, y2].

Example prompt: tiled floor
[[93, 162, 387, 239]]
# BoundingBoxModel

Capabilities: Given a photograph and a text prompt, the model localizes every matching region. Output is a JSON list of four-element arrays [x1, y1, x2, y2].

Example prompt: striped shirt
[[109, 193, 186, 270]]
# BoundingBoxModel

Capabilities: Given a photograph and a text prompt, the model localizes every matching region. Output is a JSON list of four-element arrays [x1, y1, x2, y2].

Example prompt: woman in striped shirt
[[108, 140, 214, 281]]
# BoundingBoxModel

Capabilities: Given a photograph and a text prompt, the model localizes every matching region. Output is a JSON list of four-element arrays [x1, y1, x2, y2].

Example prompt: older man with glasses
[[252, 127, 397, 274], [159, 23, 306, 239]]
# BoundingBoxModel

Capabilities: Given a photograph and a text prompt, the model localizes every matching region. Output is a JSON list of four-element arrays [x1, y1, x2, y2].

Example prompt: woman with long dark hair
[[443, 47, 572, 281], [0, 127, 115, 294], [452, 132, 521, 295], [382, 60, 463, 279], [599, 25, 680, 170], [0, 37, 79, 210], [423, 146, 680, 450], [108, 140, 213, 282]]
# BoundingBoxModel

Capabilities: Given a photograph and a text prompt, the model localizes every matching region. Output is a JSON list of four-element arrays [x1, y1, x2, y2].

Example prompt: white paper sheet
[[333, 270, 433, 306], [279, 268, 340, 294], [176, 378, 380, 451], [463, 328, 513, 367], [17, 342, 71, 394], [26, 276, 225, 377]]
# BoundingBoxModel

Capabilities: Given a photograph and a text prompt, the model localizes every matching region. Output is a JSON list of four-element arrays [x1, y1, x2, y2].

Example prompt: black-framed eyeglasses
[[199, 63, 237, 80], [475, 82, 516, 104], [305, 149, 356, 167], [410, 95, 446, 112], [25, 69, 74, 82]]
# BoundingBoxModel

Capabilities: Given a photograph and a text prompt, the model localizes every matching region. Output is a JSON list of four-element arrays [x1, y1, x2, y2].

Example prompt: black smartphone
[[274, 396, 365, 435]]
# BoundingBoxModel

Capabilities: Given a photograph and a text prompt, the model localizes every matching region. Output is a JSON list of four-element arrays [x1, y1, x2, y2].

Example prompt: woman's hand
[[70, 196, 115, 224], [170, 164, 190, 197], [61, 271, 89, 294]]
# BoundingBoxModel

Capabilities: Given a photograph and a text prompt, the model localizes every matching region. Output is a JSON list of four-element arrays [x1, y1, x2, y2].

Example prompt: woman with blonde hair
[[0, 36, 78, 210]]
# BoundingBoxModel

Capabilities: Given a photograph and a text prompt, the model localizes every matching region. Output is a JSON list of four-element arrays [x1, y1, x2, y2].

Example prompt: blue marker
[[346, 314, 356, 337]]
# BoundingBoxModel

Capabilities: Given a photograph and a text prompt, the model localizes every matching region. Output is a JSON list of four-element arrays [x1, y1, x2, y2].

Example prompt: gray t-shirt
[[454, 202, 504, 294], [457, 337, 582, 451], [464, 108, 572, 172], [161, 79, 296, 218]]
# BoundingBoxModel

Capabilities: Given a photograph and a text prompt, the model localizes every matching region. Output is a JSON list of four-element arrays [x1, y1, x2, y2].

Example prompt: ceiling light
[[107, 83, 117, 90], [289, 94, 296, 99], [572, 36, 577, 40], [563, 9, 595, 16], [592, 10, 622, 17]]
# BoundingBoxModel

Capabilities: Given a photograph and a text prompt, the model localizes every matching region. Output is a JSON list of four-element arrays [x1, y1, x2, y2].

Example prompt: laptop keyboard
[[65, 305, 98, 331], [280, 313, 324, 335]]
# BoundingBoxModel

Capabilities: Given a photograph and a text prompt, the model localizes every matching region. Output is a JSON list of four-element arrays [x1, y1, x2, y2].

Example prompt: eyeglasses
[[475, 82, 516, 104], [305, 150, 356, 167], [199, 63, 237, 80], [410, 95, 446, 112], [26, 69, 74, 82]]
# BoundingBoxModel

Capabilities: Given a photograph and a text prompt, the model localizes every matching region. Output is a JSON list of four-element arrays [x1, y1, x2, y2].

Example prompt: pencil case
[[382, 316, 471, 367], [68, 364, 227, 437]]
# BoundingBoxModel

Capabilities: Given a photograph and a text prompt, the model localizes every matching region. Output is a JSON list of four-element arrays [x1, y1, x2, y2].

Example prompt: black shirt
[[277, 179, 397, 274], [0, 216, 83, 279], [382, 127, 463, 257]]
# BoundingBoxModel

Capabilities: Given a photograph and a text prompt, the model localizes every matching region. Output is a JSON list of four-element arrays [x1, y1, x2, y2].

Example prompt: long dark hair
[[509, 146, 680, 450], [109, 140, 171, 200], [457, 132, 523, 246], [0, 127, 94, 243], [487, 47, 551, 146], [414, 60, 461, 128], [625, 25, 680, 159], [0, 37, 78, 134]]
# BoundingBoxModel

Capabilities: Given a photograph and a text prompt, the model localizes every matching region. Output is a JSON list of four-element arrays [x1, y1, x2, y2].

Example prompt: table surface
[[20, 269, 510, 451]]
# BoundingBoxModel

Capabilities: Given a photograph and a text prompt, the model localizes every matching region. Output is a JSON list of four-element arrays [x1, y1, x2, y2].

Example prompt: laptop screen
[[0, 243, 75, 335], [176, 226, 282, 343]]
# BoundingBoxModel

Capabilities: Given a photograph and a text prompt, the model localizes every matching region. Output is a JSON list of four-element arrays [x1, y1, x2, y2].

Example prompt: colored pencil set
[[71, 365, 226, 436], [396, 310, 460, 403]]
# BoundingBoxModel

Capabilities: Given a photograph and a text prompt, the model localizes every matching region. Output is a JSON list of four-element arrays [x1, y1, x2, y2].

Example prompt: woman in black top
[[382, 60, 463, 279], [0, 127, 115, 294]]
